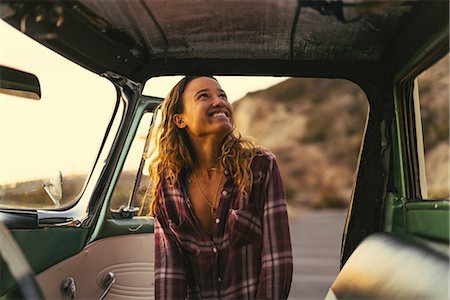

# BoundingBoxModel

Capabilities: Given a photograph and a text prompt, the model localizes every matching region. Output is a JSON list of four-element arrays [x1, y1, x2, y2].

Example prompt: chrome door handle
[[99, 272, 116, 300]]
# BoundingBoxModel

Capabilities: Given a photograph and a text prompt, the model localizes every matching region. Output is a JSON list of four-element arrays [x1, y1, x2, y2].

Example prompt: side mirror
[[0, 66, 41, 100], [43, 171, 63, 207]]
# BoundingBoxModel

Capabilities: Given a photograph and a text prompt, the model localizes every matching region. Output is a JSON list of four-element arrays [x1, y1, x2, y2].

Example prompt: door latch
[[110, 205, 139, 219], [61, 277, 76, 299]]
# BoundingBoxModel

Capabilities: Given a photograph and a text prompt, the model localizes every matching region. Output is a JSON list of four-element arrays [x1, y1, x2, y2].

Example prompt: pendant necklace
[[193, 170, 223, 216]]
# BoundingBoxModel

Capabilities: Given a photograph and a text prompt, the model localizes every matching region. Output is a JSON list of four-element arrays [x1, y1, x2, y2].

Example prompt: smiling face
[[174, 76, 234, 142]]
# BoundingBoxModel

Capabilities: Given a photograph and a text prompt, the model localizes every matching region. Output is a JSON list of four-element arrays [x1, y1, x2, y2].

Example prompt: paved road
[[288, 209, 347, 300]]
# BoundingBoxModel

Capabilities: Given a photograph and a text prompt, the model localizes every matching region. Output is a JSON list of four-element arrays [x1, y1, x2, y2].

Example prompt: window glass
[[0, 21, 116, 209], [417, 54, 449, 199], [110, 112, 154, 213]]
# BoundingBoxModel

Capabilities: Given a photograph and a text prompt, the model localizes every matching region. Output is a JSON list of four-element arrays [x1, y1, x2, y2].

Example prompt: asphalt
[[288, 209, 347, 300]]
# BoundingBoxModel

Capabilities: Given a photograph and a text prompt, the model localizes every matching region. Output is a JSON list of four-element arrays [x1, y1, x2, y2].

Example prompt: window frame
[[392, 29, 449, 203], [107, 95, 163, 219]]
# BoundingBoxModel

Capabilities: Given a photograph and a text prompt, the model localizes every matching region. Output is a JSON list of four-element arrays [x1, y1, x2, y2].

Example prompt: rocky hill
[[233, 55, 448, 208]]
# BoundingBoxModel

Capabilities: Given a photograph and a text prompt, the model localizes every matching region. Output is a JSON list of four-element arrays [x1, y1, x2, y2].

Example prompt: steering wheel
[[0, 221, 44, 299]]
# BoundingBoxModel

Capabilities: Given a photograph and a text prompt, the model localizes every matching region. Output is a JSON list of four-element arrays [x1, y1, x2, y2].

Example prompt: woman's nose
[[212, 95, 225, 106]]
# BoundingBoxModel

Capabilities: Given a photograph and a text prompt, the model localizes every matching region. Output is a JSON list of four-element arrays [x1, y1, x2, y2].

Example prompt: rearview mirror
[[0, 66, 41, 100]]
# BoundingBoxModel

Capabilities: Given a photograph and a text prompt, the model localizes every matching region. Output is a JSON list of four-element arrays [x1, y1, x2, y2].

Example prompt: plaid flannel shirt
[[154, 152, 293, 299]]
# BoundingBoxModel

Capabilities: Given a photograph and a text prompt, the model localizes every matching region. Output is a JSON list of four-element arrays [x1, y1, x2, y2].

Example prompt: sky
[[0, 20, 288, 184]]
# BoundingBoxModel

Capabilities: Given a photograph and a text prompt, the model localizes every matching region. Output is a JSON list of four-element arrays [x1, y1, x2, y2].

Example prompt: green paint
[[89, 98, 160, 244], [388, 25, 449, 242], [88, 104, 145, 243], [392, 83, 407, 199], [386, 193, 407, 235], [391, 206, 407, 235], [384, 193, 403, 232], [95, 217, 154, 240], [390, 22, 448, 202], [405, 201, 449, 242]]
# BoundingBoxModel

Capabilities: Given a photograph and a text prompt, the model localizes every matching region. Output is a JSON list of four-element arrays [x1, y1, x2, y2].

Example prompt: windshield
[[0, 20, 116, 209]]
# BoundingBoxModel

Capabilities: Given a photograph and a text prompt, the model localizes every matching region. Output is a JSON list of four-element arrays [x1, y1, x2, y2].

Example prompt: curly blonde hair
[[143, 75, 259, 216]]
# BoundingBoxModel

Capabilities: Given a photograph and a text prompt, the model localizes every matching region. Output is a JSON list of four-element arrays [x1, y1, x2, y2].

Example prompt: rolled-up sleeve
[[256, 157, 293, 299], [154, 216, 187, 299]]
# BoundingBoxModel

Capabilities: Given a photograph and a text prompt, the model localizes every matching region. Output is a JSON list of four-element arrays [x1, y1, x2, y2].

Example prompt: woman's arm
[[256, 156, 293, 299], [154, 217, 187, 299]]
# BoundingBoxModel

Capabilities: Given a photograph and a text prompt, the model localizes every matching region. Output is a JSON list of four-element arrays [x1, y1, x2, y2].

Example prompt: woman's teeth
[[212, 112, 227, 118]]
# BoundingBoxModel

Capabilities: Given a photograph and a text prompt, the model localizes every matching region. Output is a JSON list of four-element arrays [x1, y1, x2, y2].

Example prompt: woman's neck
[[190, 138, 222, 177]]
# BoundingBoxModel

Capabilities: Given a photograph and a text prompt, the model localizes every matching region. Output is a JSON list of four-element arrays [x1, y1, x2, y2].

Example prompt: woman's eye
[[199, 93, 209, 100]]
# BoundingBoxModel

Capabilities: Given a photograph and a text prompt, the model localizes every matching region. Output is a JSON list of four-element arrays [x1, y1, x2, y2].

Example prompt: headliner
[[1, 1, 448, 82], [80, 0, 409, 62]]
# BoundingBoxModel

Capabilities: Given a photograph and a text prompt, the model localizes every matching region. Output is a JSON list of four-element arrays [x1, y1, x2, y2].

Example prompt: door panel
[[36, 233, 154, 299], [34, 98, 163, 299], [0, 223, 89, 296], [34, 97, 161, 299]]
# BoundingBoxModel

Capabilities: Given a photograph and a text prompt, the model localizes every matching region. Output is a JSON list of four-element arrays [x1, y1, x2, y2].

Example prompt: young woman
[[145, 76, 292, 299]]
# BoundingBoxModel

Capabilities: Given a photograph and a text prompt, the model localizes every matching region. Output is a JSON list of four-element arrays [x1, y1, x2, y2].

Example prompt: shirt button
[[218, 277, 222, 282], [215, 218, 220, 224], [212, 247, 218, 253], [222, 190, 228, 196]]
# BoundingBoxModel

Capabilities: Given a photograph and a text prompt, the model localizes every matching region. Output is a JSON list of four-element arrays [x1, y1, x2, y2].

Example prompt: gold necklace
[[193, 171, 223, 216]]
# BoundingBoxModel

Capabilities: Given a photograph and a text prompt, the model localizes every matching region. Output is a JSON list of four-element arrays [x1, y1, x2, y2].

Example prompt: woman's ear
[[173, 114, 186, 128]]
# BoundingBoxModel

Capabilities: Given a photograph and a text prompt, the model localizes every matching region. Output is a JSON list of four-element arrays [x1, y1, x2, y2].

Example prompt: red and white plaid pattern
[[155, 152, 293, 299]]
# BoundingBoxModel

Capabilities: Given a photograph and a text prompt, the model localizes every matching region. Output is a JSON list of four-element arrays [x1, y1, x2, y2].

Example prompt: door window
[[417, 54, 449, 199], [110, 112, 155, 215], [0, 22, 116, 209]]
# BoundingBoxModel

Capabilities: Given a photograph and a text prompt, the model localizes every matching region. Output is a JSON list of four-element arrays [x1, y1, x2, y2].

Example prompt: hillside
[[233, 56, 448, 208]]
